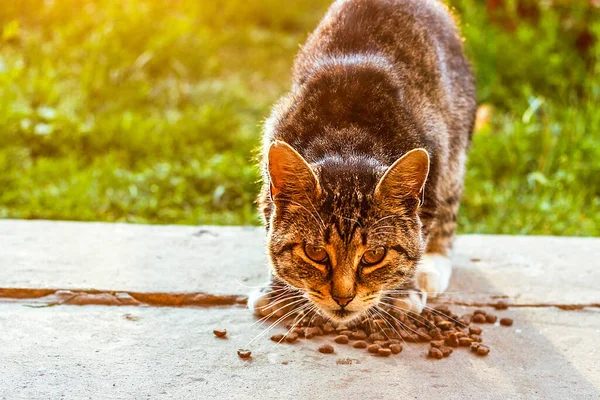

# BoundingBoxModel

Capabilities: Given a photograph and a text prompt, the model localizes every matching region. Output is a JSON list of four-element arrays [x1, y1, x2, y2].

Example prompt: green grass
[[0, 0, 598, 235]]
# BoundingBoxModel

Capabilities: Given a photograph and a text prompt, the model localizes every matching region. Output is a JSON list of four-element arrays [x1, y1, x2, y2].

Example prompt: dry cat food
[[493, 300, 509, 310], [378, 348, 392, 357], [237, 349, 252, 359], [500, 317, 514, 326], [318, 344, 335, 354], [334, 335, 350, 344], [267, 302, 516, 360], [270, 334, 285, 342], [428, 347, 443, 359], [213, 329, 227, 338]]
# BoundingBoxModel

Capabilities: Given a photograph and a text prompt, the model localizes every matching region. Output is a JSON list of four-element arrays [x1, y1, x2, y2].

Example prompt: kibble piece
[[340, 330, 354, 337], [305, 327, 323, 339], [445, 333, 459, 348], [437, 320, 453, 330], [367, 344, 381, 354], [476, 345, 490, 356], [430, 340, 444, 348], [270, 334, 285, 342], [334, 335, 349, 344], [494, 300, 509, 310], [500, 318, 513, 327], [470, 342, 480, 352], [469, 334, 482, 343], [351, 330, 368, 340], [434, 305, 450, 314], [237, 349, 252, 359], [439, 345, 453, 357], [318, 344, 335, 354], [322, 323, 335, 334], [389, 344, 403, 354], [472, 314, 487, 323], [335, 324, 348, 332], [459, 337, 473, 347], [486, 314, 498, 324], [285, 333, 298, 343], [213, 329, 227, 338], [378, 348, 392, 357], [428, 347, 443, 359], [369, 333, 385, 342], [468, 326, 482, 335], [430, 329, 444, 340], [291, 327, 304, 335], [353, 340, 368, 349], [474, 309, 487, 316]]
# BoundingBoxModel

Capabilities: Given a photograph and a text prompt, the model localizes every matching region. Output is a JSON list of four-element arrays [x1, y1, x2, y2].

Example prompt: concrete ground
[[0, 220, 599, 399]]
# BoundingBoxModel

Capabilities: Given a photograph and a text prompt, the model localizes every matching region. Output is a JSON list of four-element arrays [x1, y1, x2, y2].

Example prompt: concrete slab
[[0, 220, 268, 296], [0, 304, 598, 400], [1, 220, 599, 307]]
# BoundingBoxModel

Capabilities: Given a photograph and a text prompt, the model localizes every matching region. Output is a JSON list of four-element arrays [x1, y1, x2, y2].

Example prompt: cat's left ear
[[375, 148, 430, 207]]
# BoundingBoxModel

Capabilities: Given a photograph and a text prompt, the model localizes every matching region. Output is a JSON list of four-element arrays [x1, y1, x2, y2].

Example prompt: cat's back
[[265, 0, 476, 167], [295, 0, 473, 110]]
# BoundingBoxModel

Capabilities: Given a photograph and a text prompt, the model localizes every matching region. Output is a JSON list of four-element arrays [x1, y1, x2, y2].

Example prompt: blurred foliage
[[0, 0, 598, 234]]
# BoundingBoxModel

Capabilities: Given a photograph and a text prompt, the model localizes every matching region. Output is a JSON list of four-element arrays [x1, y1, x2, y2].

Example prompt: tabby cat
[[250, 0, 476, 323]]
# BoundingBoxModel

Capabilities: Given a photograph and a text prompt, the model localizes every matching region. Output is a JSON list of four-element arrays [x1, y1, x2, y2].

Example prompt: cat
[[249, 0, 476, 323]]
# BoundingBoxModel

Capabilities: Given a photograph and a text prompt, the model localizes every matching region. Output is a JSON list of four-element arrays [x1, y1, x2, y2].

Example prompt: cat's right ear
[[268, 141, 321, 201]]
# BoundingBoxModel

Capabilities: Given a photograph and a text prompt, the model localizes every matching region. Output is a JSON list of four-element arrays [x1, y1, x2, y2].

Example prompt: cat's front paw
[[415, 253, 452, 297], [390, 290, 426, 314], [247, 281, 303, 318], [248, 285, 273, 317]]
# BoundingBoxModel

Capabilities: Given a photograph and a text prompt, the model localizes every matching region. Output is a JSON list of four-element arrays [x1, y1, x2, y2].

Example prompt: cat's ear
[[375, 148, 430, 207], [268, 140, 320, 201]]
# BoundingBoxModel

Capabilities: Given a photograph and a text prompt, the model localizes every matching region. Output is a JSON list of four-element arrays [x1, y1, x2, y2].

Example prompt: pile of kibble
[[218, 301, 514, 360]]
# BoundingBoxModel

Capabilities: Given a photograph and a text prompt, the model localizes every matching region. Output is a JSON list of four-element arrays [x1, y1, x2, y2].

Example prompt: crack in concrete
[[0, 288, 247, 308], [0, 288, 598, 310]]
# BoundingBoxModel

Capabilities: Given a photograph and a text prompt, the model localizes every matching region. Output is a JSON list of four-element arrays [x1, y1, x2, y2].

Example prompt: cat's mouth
[[323, 307, 361, 323]]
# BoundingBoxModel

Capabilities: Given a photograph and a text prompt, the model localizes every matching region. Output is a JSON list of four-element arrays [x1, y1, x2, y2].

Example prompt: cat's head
[[265, 140, 429, 323]]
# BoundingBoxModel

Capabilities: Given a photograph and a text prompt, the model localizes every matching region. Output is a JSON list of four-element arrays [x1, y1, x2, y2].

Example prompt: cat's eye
[[304, 244, 328, 263], [361, 246, 386, 265]]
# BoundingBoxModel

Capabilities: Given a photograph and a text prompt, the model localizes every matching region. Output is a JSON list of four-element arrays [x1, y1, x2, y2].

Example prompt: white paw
[[416, 254, 452, 297], [248, 286, 272, 317], [392, 290, 426, 314]]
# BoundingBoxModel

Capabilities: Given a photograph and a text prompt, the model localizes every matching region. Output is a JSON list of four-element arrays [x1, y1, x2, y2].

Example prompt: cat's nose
[[333, 295, 355, 308]]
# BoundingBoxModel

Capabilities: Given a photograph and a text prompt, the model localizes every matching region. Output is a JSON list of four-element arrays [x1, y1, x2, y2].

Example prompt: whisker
[[421, 304, 467, 327], [235, 280, 277, 289], [250, 295, 307, 330], [378, 299, 434, 331], [271, 303, 314, 347], [375, 304, 421, 341], [248, 298, 310, 346], [370, 307, 397, 341]]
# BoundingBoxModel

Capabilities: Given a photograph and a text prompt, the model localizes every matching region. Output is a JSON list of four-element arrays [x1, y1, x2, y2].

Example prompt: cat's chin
[[319, 308, 362, 324]]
